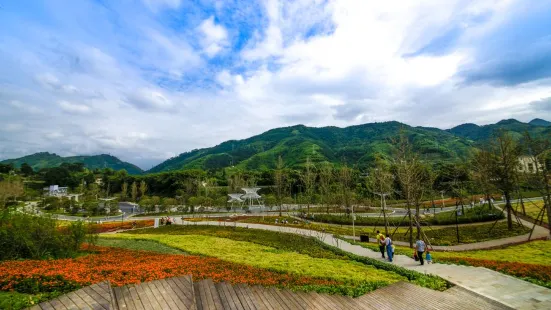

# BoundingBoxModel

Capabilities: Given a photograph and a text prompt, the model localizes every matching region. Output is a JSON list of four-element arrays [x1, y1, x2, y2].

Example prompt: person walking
[[385, 235, 393, 262], [376, 230, 386, 258], [415, 238, 426, 265]]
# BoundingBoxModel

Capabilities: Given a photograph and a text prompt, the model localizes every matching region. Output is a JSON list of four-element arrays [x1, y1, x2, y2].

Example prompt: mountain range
[[2, 118, 550, 174]]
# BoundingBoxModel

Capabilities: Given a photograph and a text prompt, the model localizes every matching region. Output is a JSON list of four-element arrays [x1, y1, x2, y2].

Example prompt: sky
[[1, 0, 551, 169]]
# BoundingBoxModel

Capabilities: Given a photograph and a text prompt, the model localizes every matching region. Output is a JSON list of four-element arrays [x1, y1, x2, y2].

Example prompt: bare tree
[[523, 132, 551, 237], [0, 178, 24, 209], [365, 155, 393, 235], [393, 131, 426, 247], [471, 149, 497, 210], [318, 162, 333, 214], [300, 156, 316, 214], [486, 131, 521, 230], [274, 155, 287, 216]]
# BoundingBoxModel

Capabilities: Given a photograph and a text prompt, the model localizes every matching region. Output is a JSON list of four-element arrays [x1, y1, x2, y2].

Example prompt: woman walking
[[385, 235, 393, 262]]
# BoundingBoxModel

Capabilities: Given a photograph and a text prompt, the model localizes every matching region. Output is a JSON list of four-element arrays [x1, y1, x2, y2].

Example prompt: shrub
[[0, 211, 92, 260]]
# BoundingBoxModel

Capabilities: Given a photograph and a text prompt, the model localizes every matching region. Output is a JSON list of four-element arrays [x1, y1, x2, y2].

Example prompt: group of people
[[160, 217, 174, 225], [375, 230, 432, 265]]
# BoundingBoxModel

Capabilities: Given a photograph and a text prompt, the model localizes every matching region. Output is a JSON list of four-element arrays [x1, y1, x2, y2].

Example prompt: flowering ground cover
[[522, 200, 549, 224], [102, 233, 406, 285], [89, 220, 154, 233]]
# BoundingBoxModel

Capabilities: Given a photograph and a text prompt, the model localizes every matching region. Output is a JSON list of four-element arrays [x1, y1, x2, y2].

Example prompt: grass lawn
[[103, 233, 406, 285], [0, 291, 44, 310], [521, 200, 548, 224], [96, 238, 187, 255]]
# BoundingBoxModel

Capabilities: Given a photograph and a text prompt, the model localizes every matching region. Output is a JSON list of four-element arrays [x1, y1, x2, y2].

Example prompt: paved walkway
[[177, 219, 551, 310]]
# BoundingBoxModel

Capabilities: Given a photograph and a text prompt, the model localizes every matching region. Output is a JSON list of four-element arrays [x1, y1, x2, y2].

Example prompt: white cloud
[[125, 88, 175, 112], [198, 16, 229, 57], [142, 0, 181, 12], [58, 101, 91, 114]]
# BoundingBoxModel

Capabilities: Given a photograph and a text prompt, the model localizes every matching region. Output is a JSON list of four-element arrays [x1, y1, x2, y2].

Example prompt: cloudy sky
[[1, 0, 551, 169]]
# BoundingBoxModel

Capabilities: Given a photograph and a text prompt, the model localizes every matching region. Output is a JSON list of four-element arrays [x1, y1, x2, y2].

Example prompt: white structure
[[44, 185, 68, 196], [518, 156, 545, 174], [241, 187, 263, 209]]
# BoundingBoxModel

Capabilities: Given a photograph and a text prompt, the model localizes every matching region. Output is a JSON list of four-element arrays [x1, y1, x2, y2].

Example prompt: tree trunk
[[408, 204, 413, 248], [415, 204, 421, 240], [505, 191, 513, 230]]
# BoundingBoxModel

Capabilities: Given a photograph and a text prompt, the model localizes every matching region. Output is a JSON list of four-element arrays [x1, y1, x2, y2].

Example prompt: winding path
[[176, 219, 551, 310]]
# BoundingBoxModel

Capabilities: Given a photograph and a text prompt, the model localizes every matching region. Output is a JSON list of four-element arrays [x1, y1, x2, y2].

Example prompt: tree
[[471, 150, 496, 210], [300, 156, 316, 214], [393, 131, 426, 247], [274, 155, 287, 216], [485, 131, 522, 230], [131, 182, 138, 202], [121, 182, 128, 201], [523, 132, 551, 237], [20, 163, 34, 176], [0, 178, 24, 209], [366, 155, 393, 235], [318, 162, 333, 214], [139, 180, 148, 199]]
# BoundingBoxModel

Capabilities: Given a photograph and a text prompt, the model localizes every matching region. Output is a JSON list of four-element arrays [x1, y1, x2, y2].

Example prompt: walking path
[[177, 219, 551, 310]]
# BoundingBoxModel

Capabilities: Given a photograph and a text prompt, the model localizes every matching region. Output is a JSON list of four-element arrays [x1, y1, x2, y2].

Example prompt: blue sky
[[1, 0, 551, 169]]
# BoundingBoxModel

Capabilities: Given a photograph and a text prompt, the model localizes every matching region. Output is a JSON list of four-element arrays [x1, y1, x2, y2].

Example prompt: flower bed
[[438, 257, 551, 288], [0, 245, 340, 294], [90, 220, 154, 233]]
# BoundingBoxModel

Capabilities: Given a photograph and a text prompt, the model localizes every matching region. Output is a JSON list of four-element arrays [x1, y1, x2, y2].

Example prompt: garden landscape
[[2, 0, 551, 309]]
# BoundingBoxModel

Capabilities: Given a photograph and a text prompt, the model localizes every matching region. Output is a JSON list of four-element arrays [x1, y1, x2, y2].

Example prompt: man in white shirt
[[415, 239, 426, 265]]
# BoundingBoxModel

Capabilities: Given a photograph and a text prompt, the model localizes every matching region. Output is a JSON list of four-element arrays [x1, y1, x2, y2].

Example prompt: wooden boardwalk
[[28, 275, 512, 310]]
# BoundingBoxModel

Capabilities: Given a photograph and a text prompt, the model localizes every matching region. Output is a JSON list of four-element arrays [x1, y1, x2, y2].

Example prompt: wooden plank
[[172, 276, 195, 306], [123, 286, 140, 310], [28, 305, 42, 310], [222, 282, 245, 310], [193, 282, 204, 310], [113, 287, 128, 310], [88, 284, 111, 305], [257, 287, 286, 310], [205, 279, 224, 310], [237, 284, 264, 310], [165, 277, 194, 310], [148, 281, 176, 310], [38, 301, 56, 310], [46, 299, 68, 310], [139, 282, 164, 310], [57, 294, 79, 310], [152, 280, 180, 310], [66, 291, 92, 310], [292, 292, 318, 309], [278, 289, 305, 310], [214, 283, 234, 310], [199, 280, 216, 310], [268, 288, 294, 310], [250, 286, 275, 310], [134, 283, 158, 310], [75, 287, 107, 310], [83, 286, 110, 309], [234, 284, 255, 310], [159, 278, 189, 310], [128, 285, 146, 310]]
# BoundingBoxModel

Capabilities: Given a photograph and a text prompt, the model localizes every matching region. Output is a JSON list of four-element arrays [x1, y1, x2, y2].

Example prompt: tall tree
[[121, 182, 128, 201], [274, 155, 287, 216], [471, 149, 497, 210], [300, 156, 316, 214], [366, 155, 394, 235], [486, 131, 521, 230], [523, 132, 551, 236], [20, 163, 34, 176], [394, 131, 426, 247], [318, 162, 333, 214], [139, 180, 148, 199], [131, 181, 138, 202]]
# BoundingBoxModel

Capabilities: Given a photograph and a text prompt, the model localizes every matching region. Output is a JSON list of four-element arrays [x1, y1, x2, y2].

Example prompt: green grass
[[121, 225, 448, 291], [96, 238, 187, 254], [0, 291, 49, 310], [126, 225, 346, 259], [103, 233, 406, 285], [433, 240, 551, 265], [521, 200, 549, 224], [429, 206, 504, 225]]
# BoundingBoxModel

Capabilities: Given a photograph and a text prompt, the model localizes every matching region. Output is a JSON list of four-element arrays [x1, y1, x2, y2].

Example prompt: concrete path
[[177, 219, 551, 310]]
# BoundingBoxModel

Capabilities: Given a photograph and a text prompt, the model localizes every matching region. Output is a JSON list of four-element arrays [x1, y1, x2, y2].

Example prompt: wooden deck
[[28, 276, 513, 310]]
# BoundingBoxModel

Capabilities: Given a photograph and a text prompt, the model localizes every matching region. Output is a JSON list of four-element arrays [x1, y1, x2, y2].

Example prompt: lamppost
[[440, 191, 445, 210]]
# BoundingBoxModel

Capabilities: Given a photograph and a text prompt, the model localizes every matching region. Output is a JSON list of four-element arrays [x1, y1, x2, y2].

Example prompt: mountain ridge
[[0, 152, 143, 175]]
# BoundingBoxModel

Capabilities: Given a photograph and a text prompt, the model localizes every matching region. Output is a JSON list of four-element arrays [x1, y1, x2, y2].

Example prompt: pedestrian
[[415, 238, 426, 265], [376, 230, 386, 259], [385, 235, 393, 262], [160, 217, 165, 225], [426, 251, 433, 264]]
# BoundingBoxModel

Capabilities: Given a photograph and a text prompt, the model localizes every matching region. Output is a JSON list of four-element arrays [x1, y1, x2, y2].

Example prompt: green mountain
[[447, 118, 551, 141], [1, 152, 143, 174], [529, 118, 551, 127], [148, 121, 475, 172]]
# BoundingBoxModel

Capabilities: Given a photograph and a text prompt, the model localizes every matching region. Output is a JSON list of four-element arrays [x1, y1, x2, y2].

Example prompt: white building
[[518, 156, 544, 174]]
